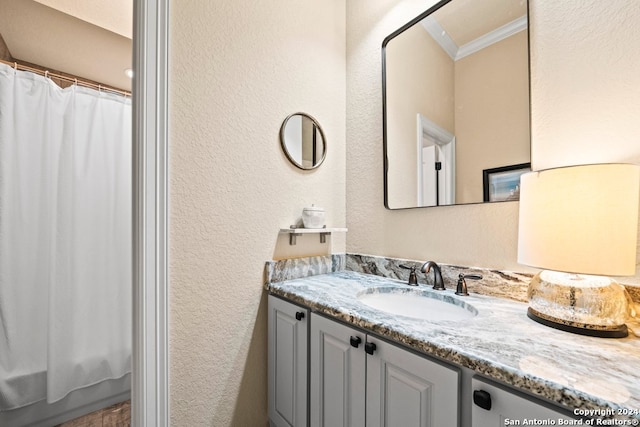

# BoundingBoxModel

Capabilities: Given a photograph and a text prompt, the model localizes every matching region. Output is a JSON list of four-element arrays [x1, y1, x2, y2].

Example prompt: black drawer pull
[[364, 342, 377, 355], [295, 311, 305, 321], [473, 389, 492, 411]]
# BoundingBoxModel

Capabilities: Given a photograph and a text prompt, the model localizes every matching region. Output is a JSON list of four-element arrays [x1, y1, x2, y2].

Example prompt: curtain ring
[[13, 62, 17, 71], [44, 70, 49, 79]]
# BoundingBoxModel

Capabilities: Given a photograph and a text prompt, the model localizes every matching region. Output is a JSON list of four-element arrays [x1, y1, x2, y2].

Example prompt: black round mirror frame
[[280, 112, 327, 170]]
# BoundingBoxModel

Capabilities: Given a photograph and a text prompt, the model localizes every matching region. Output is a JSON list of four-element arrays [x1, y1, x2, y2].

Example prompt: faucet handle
[[399, 264, 419, 286], [456, 273, 482, 296]]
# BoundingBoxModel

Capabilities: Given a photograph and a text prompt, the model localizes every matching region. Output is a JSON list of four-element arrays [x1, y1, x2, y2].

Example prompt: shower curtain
[[0, 62, 131, 411]]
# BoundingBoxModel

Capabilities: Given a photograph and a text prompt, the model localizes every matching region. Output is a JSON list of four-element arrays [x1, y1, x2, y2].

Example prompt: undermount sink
[[357, 287, 478, 322]]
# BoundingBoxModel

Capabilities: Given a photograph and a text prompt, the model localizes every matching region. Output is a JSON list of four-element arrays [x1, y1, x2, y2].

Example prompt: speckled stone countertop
[[265, 270, 640, 422]]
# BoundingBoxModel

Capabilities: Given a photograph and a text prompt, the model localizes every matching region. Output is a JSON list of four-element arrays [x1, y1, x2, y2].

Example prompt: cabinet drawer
[[471, 377, 574, 426]]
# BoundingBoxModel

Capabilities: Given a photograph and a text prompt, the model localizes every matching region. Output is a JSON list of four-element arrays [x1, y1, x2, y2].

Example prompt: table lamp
[[517, 163, 639, 338]]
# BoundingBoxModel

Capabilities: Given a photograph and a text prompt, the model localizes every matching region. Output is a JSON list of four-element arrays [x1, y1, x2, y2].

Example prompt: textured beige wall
[[347, 0, 521, 270], [455, 31, 530, 203], [530, 1, 640, 169], [169, 0, 346, 425], [346, 0, 640, 281], [386, 23, 454, 208]]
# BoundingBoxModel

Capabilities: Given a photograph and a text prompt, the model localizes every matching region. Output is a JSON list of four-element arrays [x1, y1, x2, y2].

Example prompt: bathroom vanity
[[265, 262, 640, 427]]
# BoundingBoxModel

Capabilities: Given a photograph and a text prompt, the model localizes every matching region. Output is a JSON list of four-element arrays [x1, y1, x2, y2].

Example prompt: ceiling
[[0, 0, 132, 91], [436, 0, 527, 46]]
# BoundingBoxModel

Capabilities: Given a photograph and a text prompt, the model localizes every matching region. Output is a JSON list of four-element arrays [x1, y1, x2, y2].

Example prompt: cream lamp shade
[[517, 163, 640, 276], [518, 164, 640, 338]]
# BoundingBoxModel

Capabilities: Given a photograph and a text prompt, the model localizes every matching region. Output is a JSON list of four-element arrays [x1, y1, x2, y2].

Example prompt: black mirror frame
[[382, 0, 453, 209], [381, 0, 532, 210]]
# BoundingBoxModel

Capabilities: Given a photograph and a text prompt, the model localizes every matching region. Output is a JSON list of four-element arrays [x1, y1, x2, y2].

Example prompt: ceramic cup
[[302, 205, 325, 229]]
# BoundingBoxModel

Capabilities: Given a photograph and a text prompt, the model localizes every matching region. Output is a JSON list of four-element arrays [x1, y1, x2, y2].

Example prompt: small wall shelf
[[280, 227, 348, 245]]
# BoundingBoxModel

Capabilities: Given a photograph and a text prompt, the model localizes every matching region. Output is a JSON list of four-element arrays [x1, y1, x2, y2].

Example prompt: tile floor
[[55, 400, 130, 427]]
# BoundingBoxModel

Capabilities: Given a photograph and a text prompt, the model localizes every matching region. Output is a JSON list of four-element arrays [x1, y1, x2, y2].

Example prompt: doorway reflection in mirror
[[383, 0, 530, 209]]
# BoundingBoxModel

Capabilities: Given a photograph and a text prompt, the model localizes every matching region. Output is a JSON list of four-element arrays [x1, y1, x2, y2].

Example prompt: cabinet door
[[471, 377, 574, 426], [310, 313, 366, 427], [268, 295, 309, 427], [366, 338, 459, 427]]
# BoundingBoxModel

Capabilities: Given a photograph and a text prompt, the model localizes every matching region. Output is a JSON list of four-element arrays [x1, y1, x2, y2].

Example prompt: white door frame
[[132, 1, 170, 426], [416, 114, 456, 206]]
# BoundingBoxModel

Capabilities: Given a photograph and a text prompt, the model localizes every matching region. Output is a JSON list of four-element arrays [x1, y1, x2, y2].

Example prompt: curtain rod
[[0, 59, 131, 97]]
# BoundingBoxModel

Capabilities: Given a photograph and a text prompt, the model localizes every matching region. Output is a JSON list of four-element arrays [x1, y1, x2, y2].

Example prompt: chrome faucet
[[421, 261, 445, 290]]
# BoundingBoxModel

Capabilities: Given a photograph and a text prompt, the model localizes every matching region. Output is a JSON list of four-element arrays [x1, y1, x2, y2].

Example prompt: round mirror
[[280, 112, 326, 170]]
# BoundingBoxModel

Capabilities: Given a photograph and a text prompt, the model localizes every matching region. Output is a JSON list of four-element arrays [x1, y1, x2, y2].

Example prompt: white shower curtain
[[0, 62, 131, 410]]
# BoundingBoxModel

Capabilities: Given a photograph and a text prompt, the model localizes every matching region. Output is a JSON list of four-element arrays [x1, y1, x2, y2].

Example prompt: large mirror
[[383, 0, 530, 209]]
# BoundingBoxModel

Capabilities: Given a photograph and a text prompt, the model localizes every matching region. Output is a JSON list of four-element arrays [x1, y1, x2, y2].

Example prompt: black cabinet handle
[[364, 342, 377, 355], [350, 336, 362, 348], [295, 311, 305, 321], [473, 390, 492, 411]]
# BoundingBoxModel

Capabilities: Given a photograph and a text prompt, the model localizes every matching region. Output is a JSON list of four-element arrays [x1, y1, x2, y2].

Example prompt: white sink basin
[[357, 288, 477, 322]]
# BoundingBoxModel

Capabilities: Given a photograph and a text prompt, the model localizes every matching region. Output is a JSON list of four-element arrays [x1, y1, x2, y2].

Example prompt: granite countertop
[[266, 270, 640, 421]]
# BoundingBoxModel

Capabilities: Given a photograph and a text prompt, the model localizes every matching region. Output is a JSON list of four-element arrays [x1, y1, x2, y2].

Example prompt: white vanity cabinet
[[268, 295, 309, 427], [267, 294, 575, 427], [310, 312, 366, 427], [471, 377, 574, 426], [310, 313, 459, 427]]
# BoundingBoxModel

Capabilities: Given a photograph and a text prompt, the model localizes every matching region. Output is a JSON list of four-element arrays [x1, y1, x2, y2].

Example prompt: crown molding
[[422, 15, 527, 62], [456, 15, 527, 60], [421, 16, 458, 60]]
